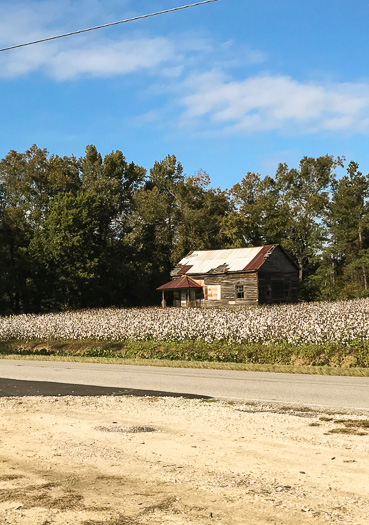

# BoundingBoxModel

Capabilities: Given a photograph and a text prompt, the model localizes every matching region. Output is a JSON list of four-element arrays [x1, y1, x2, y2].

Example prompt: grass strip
[[0, 338, 369, 376], [1, 354, 369, 376]]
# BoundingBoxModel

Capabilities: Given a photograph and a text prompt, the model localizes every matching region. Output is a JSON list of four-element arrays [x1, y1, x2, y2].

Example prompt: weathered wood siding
[[258, 246, 299, 304], [185, 273, 259, 307], [259, 245, 297, 273]]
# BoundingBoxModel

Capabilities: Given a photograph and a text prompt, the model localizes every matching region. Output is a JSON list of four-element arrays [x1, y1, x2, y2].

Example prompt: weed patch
[[1, 339, 369, 376]]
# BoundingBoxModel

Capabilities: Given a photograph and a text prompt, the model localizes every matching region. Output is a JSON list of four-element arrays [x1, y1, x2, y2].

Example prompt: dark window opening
[[236, 285, 244, 299], [271, 280, 284, 299]]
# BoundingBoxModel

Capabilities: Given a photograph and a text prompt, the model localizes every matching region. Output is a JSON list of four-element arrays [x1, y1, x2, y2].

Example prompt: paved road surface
[[1, 359, 369, 411]]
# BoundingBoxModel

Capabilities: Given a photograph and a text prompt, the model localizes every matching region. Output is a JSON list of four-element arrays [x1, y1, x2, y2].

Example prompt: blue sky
[[1, 0, 369, 188]]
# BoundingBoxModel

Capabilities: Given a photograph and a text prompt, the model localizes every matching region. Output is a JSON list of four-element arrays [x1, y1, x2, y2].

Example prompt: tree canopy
[[0, 144, 367, 313]]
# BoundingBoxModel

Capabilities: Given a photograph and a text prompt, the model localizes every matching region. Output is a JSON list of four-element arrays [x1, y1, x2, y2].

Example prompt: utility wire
[[0, 0, 219, 53]]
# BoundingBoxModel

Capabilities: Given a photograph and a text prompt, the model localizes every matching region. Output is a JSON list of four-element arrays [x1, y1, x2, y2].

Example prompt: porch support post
[[161, 291, 166, 308]]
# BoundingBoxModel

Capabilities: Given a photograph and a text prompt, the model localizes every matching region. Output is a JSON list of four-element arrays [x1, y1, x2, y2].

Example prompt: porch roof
[[157, 275, 202, 291]]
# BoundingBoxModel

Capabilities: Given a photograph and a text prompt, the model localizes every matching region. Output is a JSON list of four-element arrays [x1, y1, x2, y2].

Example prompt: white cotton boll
[[1, 298, 369, 345]]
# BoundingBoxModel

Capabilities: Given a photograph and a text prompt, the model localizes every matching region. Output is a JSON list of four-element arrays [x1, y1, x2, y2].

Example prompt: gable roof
[[173, 245, 286, 275], [157, 275, 203, 291]]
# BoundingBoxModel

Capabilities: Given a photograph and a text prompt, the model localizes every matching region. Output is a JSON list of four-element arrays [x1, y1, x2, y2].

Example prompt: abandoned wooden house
[[157, 244, 299, 307]]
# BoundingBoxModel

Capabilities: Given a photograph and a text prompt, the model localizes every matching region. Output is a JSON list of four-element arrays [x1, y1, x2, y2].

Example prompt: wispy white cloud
[[0, 1, 58, 45], [0, 1, 265, 81], [178, 73, 369, 135], [49, 37, 176, 80], [2, 1, 369, 138], [0, 0, 178, 79]]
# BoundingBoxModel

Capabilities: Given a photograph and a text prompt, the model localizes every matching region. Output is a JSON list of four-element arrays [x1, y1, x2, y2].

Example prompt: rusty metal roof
[[242, 245, 276, 271], [177, 265, 193, 275], [176, 245, 277, 275], [157, 275, 203, 291]]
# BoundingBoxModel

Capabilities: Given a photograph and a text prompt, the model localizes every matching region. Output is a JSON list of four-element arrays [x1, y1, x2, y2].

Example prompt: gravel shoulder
[[0, 396, 369, 524]]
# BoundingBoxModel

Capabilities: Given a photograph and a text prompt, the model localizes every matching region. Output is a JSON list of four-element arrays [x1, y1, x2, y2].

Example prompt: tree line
[[0, 144, 367, 314]]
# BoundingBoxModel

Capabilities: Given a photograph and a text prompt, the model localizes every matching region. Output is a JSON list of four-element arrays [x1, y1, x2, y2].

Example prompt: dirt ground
[[0, 395, 369, 525]]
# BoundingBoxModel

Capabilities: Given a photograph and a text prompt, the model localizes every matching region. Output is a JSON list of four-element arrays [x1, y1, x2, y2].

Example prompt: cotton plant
[[1, 299, 369, 345]]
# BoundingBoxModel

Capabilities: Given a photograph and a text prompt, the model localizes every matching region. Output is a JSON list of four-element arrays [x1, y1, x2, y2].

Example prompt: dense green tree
[[149, 154, 184, 197], [26, 145, 146, 309], [81, 146, 145, 240], [124, 186, 172, 304], [172, 171, 231, 262], [0, 145, 82, 311], [273, 155, 343, 286], [325, 162, 369, 297], [226, 173, 281, 247], [30, 191, 103, 309], [126, 155, 184, 291]]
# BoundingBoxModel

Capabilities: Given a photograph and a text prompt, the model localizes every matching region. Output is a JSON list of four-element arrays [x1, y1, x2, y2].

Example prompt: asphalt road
[[1, 359, 369, 411]]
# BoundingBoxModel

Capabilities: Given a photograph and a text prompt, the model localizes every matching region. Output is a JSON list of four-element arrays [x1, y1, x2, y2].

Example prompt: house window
[[236, 285, 244, 299]]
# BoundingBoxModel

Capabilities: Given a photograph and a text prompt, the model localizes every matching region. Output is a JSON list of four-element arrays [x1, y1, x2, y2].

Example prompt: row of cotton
[[1, 299, 369, 345]]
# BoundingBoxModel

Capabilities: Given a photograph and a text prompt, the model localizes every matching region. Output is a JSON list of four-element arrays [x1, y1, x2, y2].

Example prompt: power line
[[0, 0, 220, 53]]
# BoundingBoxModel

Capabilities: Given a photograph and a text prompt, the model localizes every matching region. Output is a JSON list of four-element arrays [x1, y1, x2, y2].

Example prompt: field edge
[[0, 338, 369, 376]]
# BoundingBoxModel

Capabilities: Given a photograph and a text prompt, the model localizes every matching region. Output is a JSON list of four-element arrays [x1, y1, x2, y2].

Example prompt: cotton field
[[1, 298, 369, 345]]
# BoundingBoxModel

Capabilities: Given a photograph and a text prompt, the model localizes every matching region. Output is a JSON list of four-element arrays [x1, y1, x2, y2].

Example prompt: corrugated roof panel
[[177, 265, 193, 275], [178, 246, 276, 274], [157, 275, 203, 291], [243, 245, 274, 271]]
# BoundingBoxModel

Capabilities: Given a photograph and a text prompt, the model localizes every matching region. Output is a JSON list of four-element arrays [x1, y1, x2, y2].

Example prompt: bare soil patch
[[0, 396, 369, 524]]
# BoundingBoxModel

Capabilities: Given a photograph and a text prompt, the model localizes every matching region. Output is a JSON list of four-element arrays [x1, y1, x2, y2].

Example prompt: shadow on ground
[[0, 378, 211, 399]]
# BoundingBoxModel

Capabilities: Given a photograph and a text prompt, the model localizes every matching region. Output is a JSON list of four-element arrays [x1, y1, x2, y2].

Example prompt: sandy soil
[[0, 396, 369, 525]]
